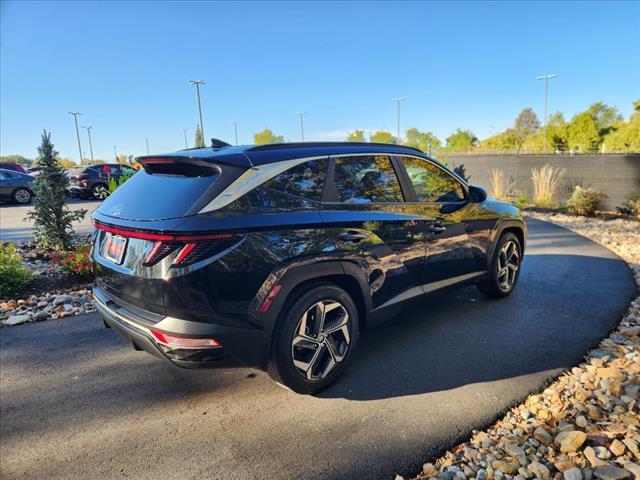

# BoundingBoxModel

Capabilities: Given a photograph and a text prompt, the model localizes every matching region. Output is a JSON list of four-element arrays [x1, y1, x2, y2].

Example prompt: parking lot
[[0, 199, 100, 242]]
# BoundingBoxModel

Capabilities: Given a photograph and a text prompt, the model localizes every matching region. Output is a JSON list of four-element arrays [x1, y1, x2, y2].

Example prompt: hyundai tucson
[[92, 141, 526, 394]]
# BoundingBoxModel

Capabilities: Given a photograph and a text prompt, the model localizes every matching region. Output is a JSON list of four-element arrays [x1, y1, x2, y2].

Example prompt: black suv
[[92, 142, 526, 394], [68, 164, 137, 200]]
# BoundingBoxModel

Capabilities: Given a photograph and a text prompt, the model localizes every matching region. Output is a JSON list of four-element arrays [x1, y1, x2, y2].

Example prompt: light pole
[[68, 112, 83, 165], [188, 80, 206, 142], [81, 126, 94, 163], [182, 128, 188, 148], [297, 112, 305, 141], [536, 74, 558, 151], [392, 97, 405, 143], [145, 137, 150, 155], [233, 122, 239, 145], [113, 145, 117, 162]]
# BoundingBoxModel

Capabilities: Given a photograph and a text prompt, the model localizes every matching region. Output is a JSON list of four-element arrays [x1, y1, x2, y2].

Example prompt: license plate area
[[103, 233, 128, 265]]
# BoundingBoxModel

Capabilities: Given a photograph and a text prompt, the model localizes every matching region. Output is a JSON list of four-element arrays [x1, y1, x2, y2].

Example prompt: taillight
[[94, 221, 235, 267], [150, 329, 221, 349], [80, 179, 88, 187], [259, 284, 283, 313]]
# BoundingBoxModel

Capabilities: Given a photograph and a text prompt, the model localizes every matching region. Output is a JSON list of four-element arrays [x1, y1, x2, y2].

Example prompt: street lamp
[[145, 137, 150, 155], [392, 97, 406, 143], [233, 122, 239, 145], [297, 112, 305, 141], [182, 128, 188, 148], [113, 145, 117, 162], [536, 74, 558, 151], [81, 126, 94, 163], [68, 112, 83, 165], [188, 80, 206, 142]]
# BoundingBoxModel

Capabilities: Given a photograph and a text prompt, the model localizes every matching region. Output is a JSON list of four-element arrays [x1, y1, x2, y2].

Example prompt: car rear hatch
[[92, 154, 248, 316]]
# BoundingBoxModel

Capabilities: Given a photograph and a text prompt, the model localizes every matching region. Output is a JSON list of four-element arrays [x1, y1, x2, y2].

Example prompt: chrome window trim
[[198, 155, 329, 213]]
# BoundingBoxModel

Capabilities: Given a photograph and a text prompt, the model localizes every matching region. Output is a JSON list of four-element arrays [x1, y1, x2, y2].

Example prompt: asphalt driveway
[[0, 219, 636, 480]]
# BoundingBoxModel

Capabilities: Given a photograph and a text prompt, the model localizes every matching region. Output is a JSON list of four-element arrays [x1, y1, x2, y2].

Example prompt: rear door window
[[262, 158, 327, 201], [333, 155, 404, 203]]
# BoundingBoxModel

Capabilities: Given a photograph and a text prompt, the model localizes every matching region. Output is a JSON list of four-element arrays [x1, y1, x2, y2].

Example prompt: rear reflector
[[150, 329, 221, 349], [258, 284, 283, 313]]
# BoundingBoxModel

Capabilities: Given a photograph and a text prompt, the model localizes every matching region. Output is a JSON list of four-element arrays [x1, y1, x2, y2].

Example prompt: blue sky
[[1, 0, 638, 162]]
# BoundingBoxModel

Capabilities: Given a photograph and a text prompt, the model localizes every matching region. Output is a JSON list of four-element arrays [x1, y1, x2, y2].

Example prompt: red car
[[0, 162, 28, 174]]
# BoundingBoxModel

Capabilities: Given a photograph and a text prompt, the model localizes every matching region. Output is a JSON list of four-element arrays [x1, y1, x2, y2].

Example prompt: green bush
[[107, 173, 132, 194], [567, 186, 608, 216], [514, 194, 529, 209], [0, 244, 33, 298]]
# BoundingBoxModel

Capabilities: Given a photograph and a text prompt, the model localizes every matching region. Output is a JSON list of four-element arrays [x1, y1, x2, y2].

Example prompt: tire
[[267, 283, 360, 394], [91, 183, 108, 200], [477, 232, 523, 299], [12, 187, 32, 205]]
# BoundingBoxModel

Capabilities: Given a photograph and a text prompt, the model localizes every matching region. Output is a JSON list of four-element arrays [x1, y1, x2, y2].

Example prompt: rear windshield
[[97, 169, 220, 220]]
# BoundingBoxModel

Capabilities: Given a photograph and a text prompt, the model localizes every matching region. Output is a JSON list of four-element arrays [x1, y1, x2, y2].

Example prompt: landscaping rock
[[3, 314, 31, 326], [564, 468, 583, 480], [593, 466, 632, 480], [555, 431, 587, 453]]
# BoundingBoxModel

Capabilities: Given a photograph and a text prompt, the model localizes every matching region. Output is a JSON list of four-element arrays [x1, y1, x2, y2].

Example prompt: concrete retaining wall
[[446, 154, 640, 209]]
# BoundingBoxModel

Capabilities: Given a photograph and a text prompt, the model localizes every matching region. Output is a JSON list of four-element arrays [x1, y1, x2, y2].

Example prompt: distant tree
[[194, 124, 205, 148], [514, 107, 540, 152], [346, 129, 366, 142], [0, 154, 32, 166], [404, 128, 441, 153], [480, 129, 518, 152], [566, 111, 600, 152], [253, 128, 284, 144], [603, 99, 640, 152], [57, 158, 77, 169], [25, 131, 86, 250], [587, 101, 622, 138], [369, 130, 396, 143], [446, 129, 478, 150]]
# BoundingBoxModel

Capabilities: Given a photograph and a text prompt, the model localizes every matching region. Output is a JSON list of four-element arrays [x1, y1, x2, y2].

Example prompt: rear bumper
[[93, 287, 239, 369]]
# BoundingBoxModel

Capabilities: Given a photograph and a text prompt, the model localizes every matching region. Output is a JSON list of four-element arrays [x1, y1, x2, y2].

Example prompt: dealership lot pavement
[[0, 199, 100, 242], [1, 219, 636, 480]]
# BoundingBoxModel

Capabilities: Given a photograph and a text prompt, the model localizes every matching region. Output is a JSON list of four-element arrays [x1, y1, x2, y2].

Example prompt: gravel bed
[[403, 213, 639, 480], [1, 237, 94, 327]]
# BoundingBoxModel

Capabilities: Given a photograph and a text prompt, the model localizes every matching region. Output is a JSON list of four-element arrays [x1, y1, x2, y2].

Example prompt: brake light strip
[[94, 221, 233, 242]]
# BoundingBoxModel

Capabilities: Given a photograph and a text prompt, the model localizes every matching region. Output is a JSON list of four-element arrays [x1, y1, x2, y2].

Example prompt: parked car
[[27, 166, 43, 176], [67, 164, 137, 200], [0, 168, 35, 204], [92, 142, 526, 394], [0, 162, 29, 174]]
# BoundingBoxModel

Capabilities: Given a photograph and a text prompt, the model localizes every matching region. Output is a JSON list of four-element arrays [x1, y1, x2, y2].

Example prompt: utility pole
[[392, 97, 405, 143], [297, 112, 305, 141], [81, 126, 94, 163], [182, 129, 188, 148], [536, 74, 558, 152], [68, 112, 83, 165], [233, 122, 239, 145], [188, 80, 206, 141], [145, 137, 150, 155]]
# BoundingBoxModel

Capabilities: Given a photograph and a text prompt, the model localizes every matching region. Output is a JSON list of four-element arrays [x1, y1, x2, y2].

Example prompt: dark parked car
[[0, 168, 35, 204], [68, 164, 137, 200], [92, 142, 526, 394], [0, 162, 28, 174]]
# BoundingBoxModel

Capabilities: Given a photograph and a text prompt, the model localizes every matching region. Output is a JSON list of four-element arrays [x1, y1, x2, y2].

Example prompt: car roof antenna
[[211, 138, 232, 149]]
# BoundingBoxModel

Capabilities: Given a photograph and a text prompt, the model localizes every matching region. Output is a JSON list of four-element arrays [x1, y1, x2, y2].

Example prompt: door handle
[[428, 224, 447, 234], [338, 231, 367, 243]]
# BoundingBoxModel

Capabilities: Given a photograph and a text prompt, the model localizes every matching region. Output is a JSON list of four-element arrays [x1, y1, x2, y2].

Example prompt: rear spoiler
[[135, 156, 222, 176]]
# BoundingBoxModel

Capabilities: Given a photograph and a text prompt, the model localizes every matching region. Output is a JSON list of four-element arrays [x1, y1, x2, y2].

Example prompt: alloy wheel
[[93, 185, 109, 200], [291, 300, 351, 381], [497, 240, 520, 292], [14, 189, 31, 204]]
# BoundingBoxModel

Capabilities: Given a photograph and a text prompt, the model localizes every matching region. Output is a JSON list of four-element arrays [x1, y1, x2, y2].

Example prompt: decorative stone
[[555, 431, 587, 453], [593, 466, 632, 480]]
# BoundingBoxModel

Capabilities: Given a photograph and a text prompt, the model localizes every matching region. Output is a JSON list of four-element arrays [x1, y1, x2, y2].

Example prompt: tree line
[[251, 99, 639, 155]]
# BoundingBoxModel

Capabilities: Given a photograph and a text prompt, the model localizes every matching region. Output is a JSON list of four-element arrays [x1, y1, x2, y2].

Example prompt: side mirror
[[468, 185, 487, 203]]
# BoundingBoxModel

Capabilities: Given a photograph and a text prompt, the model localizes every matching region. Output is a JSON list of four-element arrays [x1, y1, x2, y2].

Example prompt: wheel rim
[[497, 240, 520, 292], [93, 185, 108, 200], [291, 300, 351, 381], [15, 189, 31, 203]]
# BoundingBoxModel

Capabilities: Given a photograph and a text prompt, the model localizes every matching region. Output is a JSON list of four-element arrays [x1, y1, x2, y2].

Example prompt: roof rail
[[247, 141, 424, 154]]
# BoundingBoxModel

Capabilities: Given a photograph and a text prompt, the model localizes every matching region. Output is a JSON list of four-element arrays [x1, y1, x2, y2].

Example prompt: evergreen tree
[[26, 131, 86, 250], [194, 124, 204, 148]]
